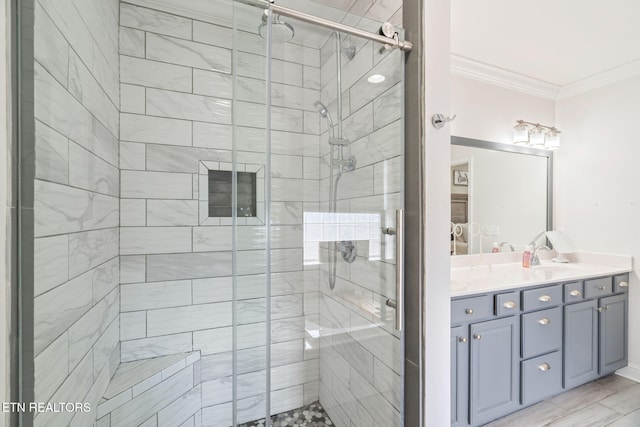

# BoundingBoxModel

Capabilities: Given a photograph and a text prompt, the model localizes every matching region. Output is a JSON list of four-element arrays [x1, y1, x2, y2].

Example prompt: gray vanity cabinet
[[599, 293, 628, 375], [469, 316, 520, 426], [563, 299, 598, 389], [451, 326, 469, 427]]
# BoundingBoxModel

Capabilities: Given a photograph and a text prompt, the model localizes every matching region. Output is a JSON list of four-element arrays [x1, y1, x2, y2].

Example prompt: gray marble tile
[[192, 69, 232, 99], [34, 179, 119, 237], [192, 122, 232, 150], [121, 311, 146, 341], [68, 141, 119, 197], [121, 333, 193, 362], [34, 3, 69, 87], [120, 83, 146, 114], [147, 33, 231, 73], [34, 332, 69, 402], [120, 226, 192, 255], [600, 384, 640, 415], [69, 228, 119, 278], [33, 270, 93, 355], [146, 144, 231, 173], [192, 277, 232, 304], [146, 252, 232, 281], [548, 402, 621, 427], [119, 27, 145, 58], [120, 3, 192, 39], [92, 257, 119, 304], [147, 200, 198, 226], [120, 141, 146, 170], [146, 302, 232, 337], [121, 280, 192, 312], [121, 113, 192, 146], [146, 88, 232, 125], [121, 55, 192, 92], [120, 255, 146, 284], [121, 170, 193, 199], [34, 235, 69, 297], [35, 120, 69, 185]]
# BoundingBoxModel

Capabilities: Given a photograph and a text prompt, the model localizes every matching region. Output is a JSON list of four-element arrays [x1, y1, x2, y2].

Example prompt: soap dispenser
[[522, 245, 533, 268], [491, 242, 500, 253]]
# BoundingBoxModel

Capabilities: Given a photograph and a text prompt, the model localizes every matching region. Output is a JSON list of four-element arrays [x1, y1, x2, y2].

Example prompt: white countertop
[[451, 251, 633, 297]]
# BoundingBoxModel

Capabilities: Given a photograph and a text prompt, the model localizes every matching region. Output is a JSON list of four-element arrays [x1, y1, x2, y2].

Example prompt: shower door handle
[[384, 209, 404, 331]]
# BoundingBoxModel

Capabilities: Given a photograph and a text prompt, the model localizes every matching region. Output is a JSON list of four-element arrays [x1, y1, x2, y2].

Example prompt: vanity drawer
[[495, 292, 520, 316], [614, 274, 630, 293], [522, 285, 562, 311], [564, 282, 584, 303], [584, 277, 612, 299], [451, 295, 493, 325], [521, 307, 562, 359], [521, 351, 562, 406]]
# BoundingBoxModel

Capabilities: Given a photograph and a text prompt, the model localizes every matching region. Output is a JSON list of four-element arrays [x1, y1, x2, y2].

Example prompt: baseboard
[[615, 363, 640, 383]]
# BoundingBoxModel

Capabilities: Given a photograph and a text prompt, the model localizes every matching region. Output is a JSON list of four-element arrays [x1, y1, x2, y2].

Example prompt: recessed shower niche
[[198, 160, 265, 225]]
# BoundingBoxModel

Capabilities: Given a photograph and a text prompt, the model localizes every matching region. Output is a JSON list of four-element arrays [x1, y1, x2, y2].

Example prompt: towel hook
[[432, 113, 457, 129]]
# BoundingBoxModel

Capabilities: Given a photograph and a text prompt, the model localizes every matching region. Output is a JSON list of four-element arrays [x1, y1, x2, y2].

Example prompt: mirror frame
[[450, 135, 554, 239]]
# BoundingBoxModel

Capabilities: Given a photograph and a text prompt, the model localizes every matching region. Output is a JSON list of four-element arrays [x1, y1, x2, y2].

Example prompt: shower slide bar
[[245, 0, 414, 52]]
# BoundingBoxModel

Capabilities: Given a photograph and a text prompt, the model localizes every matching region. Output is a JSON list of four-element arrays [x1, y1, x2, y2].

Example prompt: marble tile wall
[[315, 5, 404, 427], [33, 0, 121, 425], [118, 1, 321, 424]]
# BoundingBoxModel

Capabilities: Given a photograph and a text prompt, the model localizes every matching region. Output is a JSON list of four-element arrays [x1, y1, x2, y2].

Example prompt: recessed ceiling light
[[367, 74, 386, 84]]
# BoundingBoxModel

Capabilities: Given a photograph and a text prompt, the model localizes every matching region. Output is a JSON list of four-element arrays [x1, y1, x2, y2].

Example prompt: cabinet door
[[564, 299, 598, 389], [470, 316, 520, 426], [451, 326, 469, 427], [599, 294, 628, 375]]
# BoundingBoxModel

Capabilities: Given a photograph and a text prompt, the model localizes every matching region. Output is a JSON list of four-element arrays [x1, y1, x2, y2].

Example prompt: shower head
[[258, 11, 294, 43], [313, 101, 329, 118]]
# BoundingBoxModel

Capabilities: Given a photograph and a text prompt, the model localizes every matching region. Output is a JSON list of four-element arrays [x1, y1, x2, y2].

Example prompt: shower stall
[[15, 0, 416, 425]]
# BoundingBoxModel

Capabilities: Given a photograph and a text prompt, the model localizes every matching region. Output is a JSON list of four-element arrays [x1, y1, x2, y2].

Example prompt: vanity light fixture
[[512, 120, 561, 150]]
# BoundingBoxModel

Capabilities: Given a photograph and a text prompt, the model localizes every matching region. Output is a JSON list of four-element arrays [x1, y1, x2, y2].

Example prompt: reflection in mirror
[[451, 136, 552, 255]]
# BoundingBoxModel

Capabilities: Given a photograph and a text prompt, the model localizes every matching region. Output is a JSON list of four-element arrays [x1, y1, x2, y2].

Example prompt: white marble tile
[[34, 235, 69, 297], [350, 365, 400, 427], [374, 155, 402, 195], [34, 3, 69, 87], [93, 42, 121, 108], [271, 154, 303, 179], [121, 55, 192, 92], [92, 257, 119, 304], [147, 302, 232, 337], [303, 110, 320, 135], [199, 353, 232, 382], [271, 385, 304, 416], [193, 327, 232, 356], [192, 20, 232, 49], [34, 332, 69, 402], [192, 69, 232, 99], [146, 88, 232, 125], [119, 27, 145, 58], [236, 51, 302, 87], [147, 33, 231, 73], [146, 145, 231, 173], [350, 120, 402, 168], [373, 83, 401, 130], [93, 316, 120, 379], [121, 2, 192, 39], [271, 225, 303, 249], [192, 122, 232, 150], [120, 255, 146, 284], [121, 170, 193, 199], [147, 200, 198, 226], [68, 141, 119, 197], [121, 199, 146, 227], [121, 280, 191, 312], [121, 113, 192, 146], [68, 228, 119, 278], [35, 63, 93, 149], [121, 333, 193, 362], [93, 117, 119, 167], [235, 101, 302, 133], [34, 270, 93, 355], [34, 120, 69, 184], [70, 362, 111, 427], [200, 402, 232, 427], [303, 65, 321, 90], [271, 316, 307, 344], [120, 226, 192, 255], [146, 252, 232, 281], [271, 178, 304, 202], [158, 385, 202, 427], [120, 141, 146, 170], [121, 311, 146, 341], [342, 103, 374, 143], [201, 377, 233, 407], [270, 359, 318, 391]]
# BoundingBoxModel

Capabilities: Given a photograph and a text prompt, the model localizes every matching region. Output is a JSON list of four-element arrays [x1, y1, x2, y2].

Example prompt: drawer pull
[[459, 337, 467, 343], [569, 289, 582, 297], [538, 317, 551, 326], [502, 300, 517, 309], [596, 306, 609, 313], [538, 295, 552, 303], [619, 281, 629, 288], [473, 334, 482, 340], [598, 285, 606, 291], [537, 363, 551, 372], [465, 308, 474, 315]]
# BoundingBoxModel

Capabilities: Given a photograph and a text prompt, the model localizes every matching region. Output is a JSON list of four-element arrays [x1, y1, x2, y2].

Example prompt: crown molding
[[558, 59, 640, 99], [451, 54, 560, 99]]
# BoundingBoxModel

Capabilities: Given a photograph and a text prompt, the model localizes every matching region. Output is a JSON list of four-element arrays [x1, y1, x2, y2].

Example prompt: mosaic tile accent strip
[[239, 401, 334, 427]]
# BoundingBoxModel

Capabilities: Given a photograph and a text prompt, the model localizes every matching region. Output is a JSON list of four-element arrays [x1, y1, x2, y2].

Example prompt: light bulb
[[545, 129, 560, 150], [513, 122, 529, 145], [529, 126, 546, 147]]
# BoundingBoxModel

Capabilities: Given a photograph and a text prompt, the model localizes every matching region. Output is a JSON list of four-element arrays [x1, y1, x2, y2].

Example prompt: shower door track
[[242, 0, 414, 52]]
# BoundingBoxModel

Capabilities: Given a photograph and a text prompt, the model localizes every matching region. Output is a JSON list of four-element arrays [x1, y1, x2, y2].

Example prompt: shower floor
[[239, 401, 334, 427]]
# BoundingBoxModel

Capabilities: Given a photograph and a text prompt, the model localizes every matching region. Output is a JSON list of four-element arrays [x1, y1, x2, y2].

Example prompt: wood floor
[[484, 375, 640, 427]]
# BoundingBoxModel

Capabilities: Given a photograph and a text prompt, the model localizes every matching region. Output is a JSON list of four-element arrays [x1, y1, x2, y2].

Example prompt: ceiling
[[451, 0, 640, 89]]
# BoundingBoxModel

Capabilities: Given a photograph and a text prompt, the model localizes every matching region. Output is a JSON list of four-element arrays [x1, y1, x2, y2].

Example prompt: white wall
[[555, 75, 640, 380], [451, 74, 555, 144]]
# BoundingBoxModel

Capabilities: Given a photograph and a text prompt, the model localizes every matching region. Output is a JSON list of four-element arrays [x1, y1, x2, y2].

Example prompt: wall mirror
[[451, 136, 553, 255]]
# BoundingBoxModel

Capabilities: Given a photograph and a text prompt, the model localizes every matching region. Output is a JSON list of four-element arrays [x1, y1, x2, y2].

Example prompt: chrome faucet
[[499, 242, 515, 252], [530, 245, 551, 266]]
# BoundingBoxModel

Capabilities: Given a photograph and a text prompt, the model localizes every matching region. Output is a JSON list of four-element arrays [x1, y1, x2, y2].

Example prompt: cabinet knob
[[537, 363, 551, 372], [596, 306, 608, 312], [502, 301, 517, 309], [598, 285, 606, 291], [569, 289, 582, 297], [619, 281, 629, 288], [459, 337, 467, 343], [465, 308, 474, 315], [538, 317, 551, 326], [538, 295, 552, 303], [473, 334, 482, 340]]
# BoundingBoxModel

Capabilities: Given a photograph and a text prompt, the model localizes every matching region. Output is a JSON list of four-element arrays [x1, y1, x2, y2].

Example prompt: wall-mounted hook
[[432, 113, 457, 129]]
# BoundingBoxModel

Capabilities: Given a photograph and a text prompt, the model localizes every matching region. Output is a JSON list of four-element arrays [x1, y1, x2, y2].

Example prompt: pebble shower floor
[[238, 401, 334, 427]]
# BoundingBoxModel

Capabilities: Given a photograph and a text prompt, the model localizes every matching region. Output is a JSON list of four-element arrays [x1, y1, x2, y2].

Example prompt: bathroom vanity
[[450, 256, 631, 427]]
